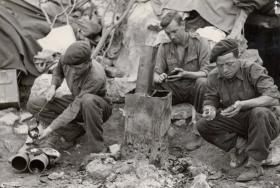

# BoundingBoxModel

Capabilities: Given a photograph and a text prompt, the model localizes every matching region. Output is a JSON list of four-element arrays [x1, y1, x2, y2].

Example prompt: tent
[[0, 0, 51, 76]]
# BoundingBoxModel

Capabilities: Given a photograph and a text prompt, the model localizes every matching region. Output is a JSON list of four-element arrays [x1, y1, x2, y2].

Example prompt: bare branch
[[101, 0, 113, 32], [91, 0, 137, 59]]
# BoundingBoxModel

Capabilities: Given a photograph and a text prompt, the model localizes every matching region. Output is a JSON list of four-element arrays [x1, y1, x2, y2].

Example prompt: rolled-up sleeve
[[233, 0, 270, 14], [154, 44, 167, 74], [197, 37, 211, 75], [51, 61, 64, 88], [203, 73, 220, 108], [249, 63, 280, 99]]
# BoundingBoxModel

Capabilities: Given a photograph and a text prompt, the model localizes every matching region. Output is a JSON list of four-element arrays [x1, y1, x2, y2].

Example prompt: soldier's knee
[[81, 94, 99, 108], [250, 107, 271, 119], [195, 77, 207, 88]]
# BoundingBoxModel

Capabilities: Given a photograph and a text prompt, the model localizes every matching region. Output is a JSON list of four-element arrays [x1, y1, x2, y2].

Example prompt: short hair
[[160, 11, 183, 29], [210, 39, 239, 63]]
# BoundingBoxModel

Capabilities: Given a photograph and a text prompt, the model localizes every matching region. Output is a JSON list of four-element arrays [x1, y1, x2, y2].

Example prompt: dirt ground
[[1, 104, 280, 188]]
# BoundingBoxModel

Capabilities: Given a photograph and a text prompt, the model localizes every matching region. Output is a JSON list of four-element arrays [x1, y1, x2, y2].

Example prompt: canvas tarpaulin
[[0, 0, 51, 76], [157, 0, 240, 33]]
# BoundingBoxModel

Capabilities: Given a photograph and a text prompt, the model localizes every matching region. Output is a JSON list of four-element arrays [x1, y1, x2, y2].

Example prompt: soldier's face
[[217, 52, 240, 79], [164, 20, 185, 44]]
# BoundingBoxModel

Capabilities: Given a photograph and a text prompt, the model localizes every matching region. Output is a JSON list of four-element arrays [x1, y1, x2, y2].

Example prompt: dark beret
[[210, 39, 239, 63], [61, 41, 91, 65]]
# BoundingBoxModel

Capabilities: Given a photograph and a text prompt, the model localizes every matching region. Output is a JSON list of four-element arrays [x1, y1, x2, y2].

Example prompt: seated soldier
[[27, 41, 112, 153], [154, 11, 211, 113], [197, 39, 280, 182]]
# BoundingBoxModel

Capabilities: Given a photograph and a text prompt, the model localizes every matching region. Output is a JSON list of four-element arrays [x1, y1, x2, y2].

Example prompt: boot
[[185, 134, 203, 151], [229, 147, 248, 168], [236, 157, 264, 182], [229, 137, 248, 168], [185, 121, 203, 151]]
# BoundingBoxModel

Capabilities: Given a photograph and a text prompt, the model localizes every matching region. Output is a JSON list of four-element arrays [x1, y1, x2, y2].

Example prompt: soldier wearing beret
[[197, 38, 280, 182], [27, 41, 112, 153]]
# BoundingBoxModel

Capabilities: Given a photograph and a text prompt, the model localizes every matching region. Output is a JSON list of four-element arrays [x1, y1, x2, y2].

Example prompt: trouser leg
[[191, 78, 207, 113], [154, 80, 195, 105], [197, 112, 248, 152], [26, 95, 74, 123], [197, 107, 280, 161], [246, 107, 280, 161], [26, 95, 85, 141], [80, 94, 112, 152]]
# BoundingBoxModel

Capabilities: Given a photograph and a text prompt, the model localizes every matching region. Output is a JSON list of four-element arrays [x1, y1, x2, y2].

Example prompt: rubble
[[138, 179, 162, 188], [207, 170, 223, 180], [166, 156, 192, 175], [86, 159, 114, 180], [0, 126, 13, 135], [48, 172, 65, 180], [84, 154, 182, 188], [171, 103, 193, 120], [0, 181, 22, 188], [262, 146, 280, 166], [19, 112, 33, 123], [167, 127, 176, 137], [29, 74, 71, 100], [106, 174, 139, 188], [262, 136, 280, 166], [173, 119, 187, 127], [188, 166, 206, 177], [109, 144, 121, 159], [13, 124, 29, 135], [190, 174, 211, 188], [0, 112, 19, 126], [235, 182, 248, 187], [114, 161, 135, 174], [135, 161, 158, 179], [0, 108, 17, 117]]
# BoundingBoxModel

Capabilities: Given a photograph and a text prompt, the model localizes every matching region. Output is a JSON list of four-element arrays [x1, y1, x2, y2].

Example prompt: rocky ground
[[1, 104, 280, 188]]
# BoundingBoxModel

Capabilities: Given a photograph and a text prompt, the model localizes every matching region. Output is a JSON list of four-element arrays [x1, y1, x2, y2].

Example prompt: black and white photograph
[[0, 0, 280, 187]]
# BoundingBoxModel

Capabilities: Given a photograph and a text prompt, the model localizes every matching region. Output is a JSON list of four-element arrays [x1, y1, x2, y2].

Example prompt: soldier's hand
[[38, 126, 53, 141], [167, 68, 185, 80], [202, 105, 216, 121], [45, 85, 56, 102], [221, 100, 243, 118], [154, 73, 168, 83]]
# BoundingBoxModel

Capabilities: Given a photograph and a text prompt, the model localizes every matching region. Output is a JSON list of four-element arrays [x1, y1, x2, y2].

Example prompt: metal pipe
[[11, 152, 29, 172], [28, 153, 49, 174], [135, 46, 157, 95]]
